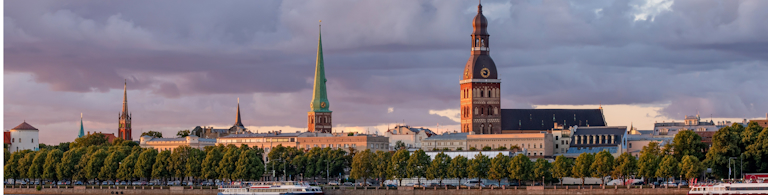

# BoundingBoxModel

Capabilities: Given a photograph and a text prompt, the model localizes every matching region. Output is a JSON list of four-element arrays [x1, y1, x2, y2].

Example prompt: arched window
[[480, 107, 484, 116], [480, 89, 484, 97], [489, 124, 493, 133], [474, 107, 478, 115], [488, 90, 491, 98], [480, 124, 484, 133]]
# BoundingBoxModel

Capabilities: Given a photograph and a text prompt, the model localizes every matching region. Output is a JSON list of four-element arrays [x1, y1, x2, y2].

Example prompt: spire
[[310, 20, 330, 112], [234, 98, 244, 127], [122, 80, 128, 117], [79, 113, 85, 138]]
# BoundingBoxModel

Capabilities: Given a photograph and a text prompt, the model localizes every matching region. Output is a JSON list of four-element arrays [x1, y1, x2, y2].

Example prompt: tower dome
[[472, 4, 489, 36]]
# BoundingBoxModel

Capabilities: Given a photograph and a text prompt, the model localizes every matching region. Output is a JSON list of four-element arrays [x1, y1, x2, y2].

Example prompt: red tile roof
[[97, 133, 117, 143], [12, 121, 39, 131]]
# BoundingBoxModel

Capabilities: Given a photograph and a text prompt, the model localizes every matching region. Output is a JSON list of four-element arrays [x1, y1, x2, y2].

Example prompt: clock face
[[480, 68, 490, 78], [320, 102, 327, 108]]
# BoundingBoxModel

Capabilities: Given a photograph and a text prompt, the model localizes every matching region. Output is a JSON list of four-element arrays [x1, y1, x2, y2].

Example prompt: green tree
[[387, 149, 410, 186], [704, 123, 744, 178], [449, 155, 469, 186], [140, 131, 163, 138], [656, 155, 679, 181], [247, 149, 265, 181], [18, 152, 35, 185], [117, 150, 139, 184], [99, 150, 126, 183], [86, 149, 109, 185], [169, 145, 192, 183], [218, 146, 239, 182], [637, 142, 662, 183], [468, 153, 490, 184], [469, 147, 477, 151], [572, 152, 594, 186], [508, 153, 532, 184], [186, 148, 206, 183], [134, 149, 157, 181], [487, 153, 509, 186], [552, 155, 572, 185], [233, 150, 251, 181], [42, 149, 63, 184], [152, 150, 171, 185], [591, 150, 614, 186], [612, 152, 637, 185], [176, 130, 191, 138], [680, 155, 702, 182], [28, 149, 50, 185], [482, 146, 493, 151], [407, 149, 431, 186], [71, 134, 109, 148], [395, 141, 406, 150], [745, 126, 768, 172], [372, 150, 392, 186], [201, 146, 223, 181], [350, 149, 374, 185], [671, 130, 707, 161], [426, 152, 452, 185], [534, 158, 552, 186], [5, 150, 31, 185]]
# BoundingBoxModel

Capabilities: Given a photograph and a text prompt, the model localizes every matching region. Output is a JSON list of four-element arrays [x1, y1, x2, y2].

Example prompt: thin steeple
[[122, 79, 128, 117], [310, 20, 330, 112], [234, 98, 244, 127], [78, 113, 85, 138]]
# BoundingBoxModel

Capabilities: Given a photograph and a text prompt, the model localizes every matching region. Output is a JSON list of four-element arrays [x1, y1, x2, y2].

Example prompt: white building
[[7, 121, 40, 153], [384, 125, 435, 150], [139, 135, 217, 151]]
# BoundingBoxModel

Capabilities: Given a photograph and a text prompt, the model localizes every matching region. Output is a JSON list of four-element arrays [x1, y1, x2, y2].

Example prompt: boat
[[218, 181, 323, 195], [688, 182, 768, 195]]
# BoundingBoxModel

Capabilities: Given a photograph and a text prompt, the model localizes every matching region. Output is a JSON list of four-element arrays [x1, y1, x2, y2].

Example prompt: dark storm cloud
[[5, 0, 768, 143]]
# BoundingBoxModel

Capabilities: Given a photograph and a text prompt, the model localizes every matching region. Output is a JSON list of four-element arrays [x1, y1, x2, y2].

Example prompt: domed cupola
[[472, 4, 489, 36]]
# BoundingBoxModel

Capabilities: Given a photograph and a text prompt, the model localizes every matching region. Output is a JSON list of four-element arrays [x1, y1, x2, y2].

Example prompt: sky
[[4, 0, 768, 144]]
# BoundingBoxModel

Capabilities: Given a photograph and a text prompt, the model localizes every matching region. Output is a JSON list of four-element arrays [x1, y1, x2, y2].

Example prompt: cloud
[[631, 0, 674, 22], [5, 0, 768, 144], [429, 109, 460, 123]]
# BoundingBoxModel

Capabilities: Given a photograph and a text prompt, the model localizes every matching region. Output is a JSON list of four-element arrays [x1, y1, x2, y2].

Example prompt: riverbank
[[4, 185, 689, 195]]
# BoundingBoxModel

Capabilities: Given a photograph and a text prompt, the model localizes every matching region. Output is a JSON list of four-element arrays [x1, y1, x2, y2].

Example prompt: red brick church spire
[[118, 80, 133, 140]]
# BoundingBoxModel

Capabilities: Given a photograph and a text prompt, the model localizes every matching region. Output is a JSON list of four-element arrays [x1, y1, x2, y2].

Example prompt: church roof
[[462, 2, 497, 80], [12, 121, 39, 131], [234, 102, 244, 127], [472, 4, 488, 36], [500, 109, 606, 130], [310, 23, 331, 113]]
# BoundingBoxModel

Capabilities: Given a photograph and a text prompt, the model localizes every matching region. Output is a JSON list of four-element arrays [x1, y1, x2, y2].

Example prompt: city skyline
[[5, 0, 768, 144]]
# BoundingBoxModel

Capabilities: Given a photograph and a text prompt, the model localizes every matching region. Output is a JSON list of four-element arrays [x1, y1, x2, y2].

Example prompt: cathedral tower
[[308, 22, 332, 133], [460, 3, 501, 134], [118, 80, 133, 140]]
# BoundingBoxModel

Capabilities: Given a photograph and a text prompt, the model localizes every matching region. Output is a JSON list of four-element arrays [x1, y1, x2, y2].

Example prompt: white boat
[[218, 181, 323, 195], [688, 182, 768, 195]]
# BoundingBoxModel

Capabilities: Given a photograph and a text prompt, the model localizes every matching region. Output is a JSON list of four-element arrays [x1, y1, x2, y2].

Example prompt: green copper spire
[[78, 113, 85, 138], [310, 21, 331, 112]]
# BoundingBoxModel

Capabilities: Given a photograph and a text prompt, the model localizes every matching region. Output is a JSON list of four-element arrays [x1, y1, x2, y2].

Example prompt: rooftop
[[500, 109, 606, 130], [423, 133, 468, 141]]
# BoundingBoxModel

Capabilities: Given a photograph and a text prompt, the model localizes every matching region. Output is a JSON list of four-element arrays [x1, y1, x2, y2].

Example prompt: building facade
[[565, 126, 627, 157], [7, 121, 40, 153], [385, 125, 435, 149], [460, 3, 501, 135], [118, 81, 133, 141], [421, 132, 468, 151], [551, 128, 571, 155], [297, 132, 389, 152], [308, 24, 332, 133], [139, 135, 217, 151], [466, 133, 554, 157]]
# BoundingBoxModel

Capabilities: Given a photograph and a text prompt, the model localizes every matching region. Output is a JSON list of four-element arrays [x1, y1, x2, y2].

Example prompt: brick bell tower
[[308, 21, 332, 133], [118, 80, 133, 140], [460, 3, 501, 134]]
